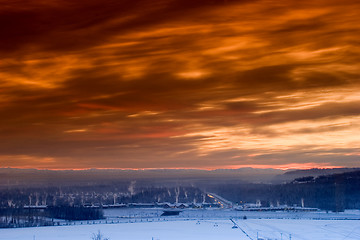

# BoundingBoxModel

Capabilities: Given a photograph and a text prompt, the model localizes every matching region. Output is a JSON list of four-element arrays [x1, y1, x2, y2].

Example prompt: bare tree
[[91, 230, 110, 240]]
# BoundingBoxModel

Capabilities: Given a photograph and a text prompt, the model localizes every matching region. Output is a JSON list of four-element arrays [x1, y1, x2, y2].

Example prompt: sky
[[0, 0, 359, 170]]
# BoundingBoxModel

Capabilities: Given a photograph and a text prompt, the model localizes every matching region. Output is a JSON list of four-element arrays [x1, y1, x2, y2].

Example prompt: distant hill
[[212, 170, 360, 211], [272, 168, 360, 183], [2, 167, 359, 188], [2, 167, 360, 211], [0, 167, 284, 188]]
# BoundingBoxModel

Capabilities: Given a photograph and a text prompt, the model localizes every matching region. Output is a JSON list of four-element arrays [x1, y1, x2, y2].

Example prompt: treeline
[[0, 206, 104, 228], [46, 206, 103, 220], [0, 185, 210, 208], [119, 186, 208, 204], [0, 208, 52, 228], [211, 170, 360, 212]]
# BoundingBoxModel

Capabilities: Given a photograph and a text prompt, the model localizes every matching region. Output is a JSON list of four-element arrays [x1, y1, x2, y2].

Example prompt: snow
[[1, 218, 360, 240], [104, 208, 360, 220], [0, 220, 245, 240], [2, 209, 360, 240], [234, 218, 360, 240]]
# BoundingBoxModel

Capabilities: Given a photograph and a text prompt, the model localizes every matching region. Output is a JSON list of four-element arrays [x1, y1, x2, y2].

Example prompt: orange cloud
[[0, 0, 359, 169]]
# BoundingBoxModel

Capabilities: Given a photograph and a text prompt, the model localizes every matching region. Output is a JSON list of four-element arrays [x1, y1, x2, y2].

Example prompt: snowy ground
[[1, 218, 360, 240], [234, 218, 360, 240], [2, 209, 360, 240], [104, 208, 360, 221], [0, 220, 245, 240]]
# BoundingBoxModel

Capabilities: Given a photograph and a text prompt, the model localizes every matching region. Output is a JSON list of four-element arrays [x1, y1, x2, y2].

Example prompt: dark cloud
[[0, 0, 359, 169], [0, 0, 255, 55]]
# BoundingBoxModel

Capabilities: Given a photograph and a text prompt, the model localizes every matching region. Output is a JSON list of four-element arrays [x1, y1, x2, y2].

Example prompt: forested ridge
[[211, 170, 360, 211]]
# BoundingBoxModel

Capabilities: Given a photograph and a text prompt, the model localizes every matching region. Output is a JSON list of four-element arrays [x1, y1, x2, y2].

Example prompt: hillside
[[212, 170, 360, 211]]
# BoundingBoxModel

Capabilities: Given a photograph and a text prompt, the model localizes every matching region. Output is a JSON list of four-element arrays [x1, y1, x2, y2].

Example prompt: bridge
[[207, 193, 234, 208]]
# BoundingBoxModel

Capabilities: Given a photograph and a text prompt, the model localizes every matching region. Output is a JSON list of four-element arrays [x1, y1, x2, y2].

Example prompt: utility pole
[[257, 232, 258, 240]]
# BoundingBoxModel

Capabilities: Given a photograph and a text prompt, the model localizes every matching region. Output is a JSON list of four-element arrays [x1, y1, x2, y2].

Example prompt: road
[[207, 192, 234, 208]]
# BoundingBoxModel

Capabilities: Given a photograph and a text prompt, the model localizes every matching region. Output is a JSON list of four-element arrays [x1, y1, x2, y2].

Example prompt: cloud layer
[[0, 0, 359, 169]]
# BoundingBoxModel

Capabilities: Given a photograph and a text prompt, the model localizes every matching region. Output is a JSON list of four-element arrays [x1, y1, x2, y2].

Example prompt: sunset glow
[[0, 0, 359, 170]]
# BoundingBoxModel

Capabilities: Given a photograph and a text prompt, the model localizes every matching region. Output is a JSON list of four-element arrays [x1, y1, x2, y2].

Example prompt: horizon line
[[0, 165, 350, 172]]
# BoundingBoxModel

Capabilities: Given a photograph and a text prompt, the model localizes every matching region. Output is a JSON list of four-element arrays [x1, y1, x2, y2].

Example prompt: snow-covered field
[[104, 208, 360, 220], [1, 218, 360, 240], [0, 220, 243, 240], [234, 219, 360, 240], [2, 209, 360, 240]]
